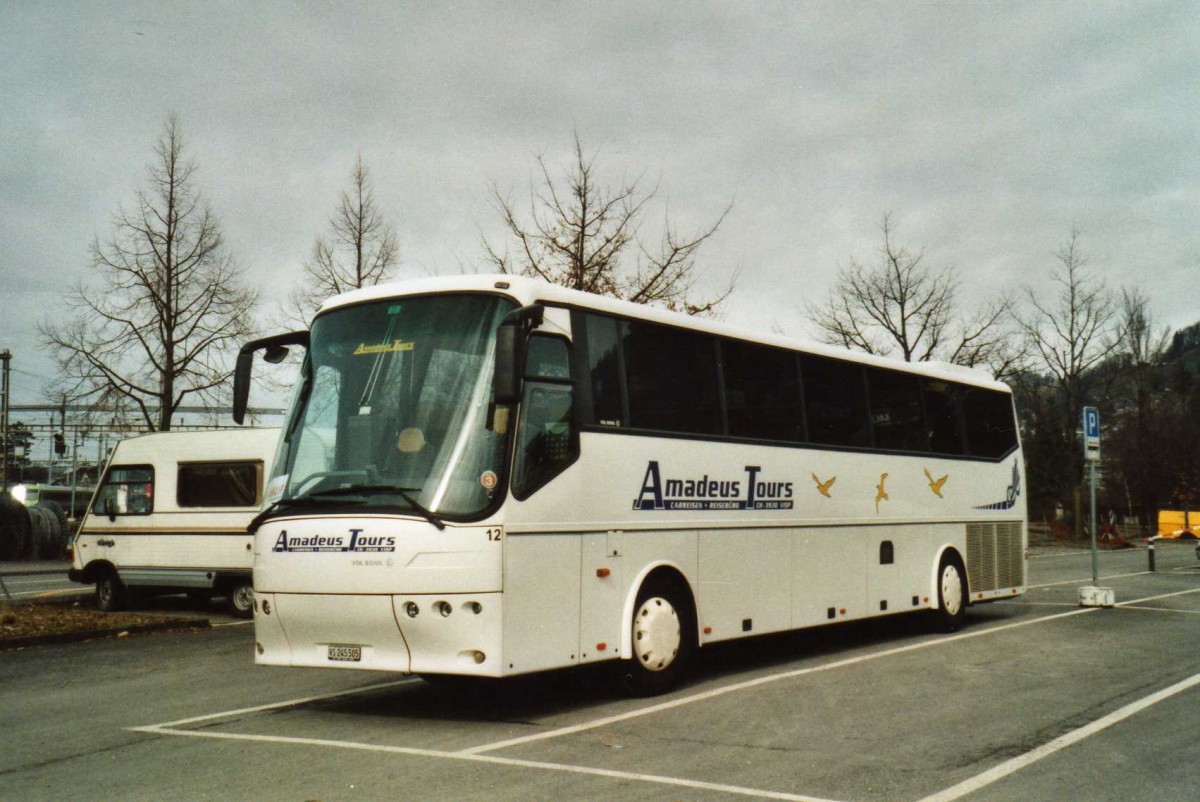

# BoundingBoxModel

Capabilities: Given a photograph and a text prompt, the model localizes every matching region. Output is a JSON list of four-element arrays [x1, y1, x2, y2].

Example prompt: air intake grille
[[966, 522, 1025, 592]]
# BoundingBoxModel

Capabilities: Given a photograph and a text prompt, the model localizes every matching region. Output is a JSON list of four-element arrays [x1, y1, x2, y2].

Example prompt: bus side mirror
[[492, 305, 545, 406], [233, 331, 310, 425], [104, 497, 116, 522], [489, 305, 545, 432], [493, 321, 521, 406]]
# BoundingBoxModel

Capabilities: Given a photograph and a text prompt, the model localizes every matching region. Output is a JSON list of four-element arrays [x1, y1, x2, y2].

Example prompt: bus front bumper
[[254, 591, 504, 677]]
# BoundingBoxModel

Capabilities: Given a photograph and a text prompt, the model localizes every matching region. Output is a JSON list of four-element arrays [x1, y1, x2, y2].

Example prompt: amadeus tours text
[[633, 461, 793, 511], [272, 529, 396, 553]]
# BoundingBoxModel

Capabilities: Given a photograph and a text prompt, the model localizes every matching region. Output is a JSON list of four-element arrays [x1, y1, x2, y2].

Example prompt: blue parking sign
[[1083, 407, 1100, 440]]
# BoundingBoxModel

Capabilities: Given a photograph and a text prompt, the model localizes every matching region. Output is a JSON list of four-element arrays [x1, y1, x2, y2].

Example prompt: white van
[[69, 428, 279, 617]]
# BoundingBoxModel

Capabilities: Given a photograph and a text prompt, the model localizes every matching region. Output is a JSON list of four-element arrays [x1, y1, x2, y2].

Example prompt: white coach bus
[[70, 428, 279, 617], [234, 275, 1025, 694]]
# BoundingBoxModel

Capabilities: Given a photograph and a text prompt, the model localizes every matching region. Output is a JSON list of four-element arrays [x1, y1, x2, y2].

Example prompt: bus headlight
[[11, 485, 27, 504]]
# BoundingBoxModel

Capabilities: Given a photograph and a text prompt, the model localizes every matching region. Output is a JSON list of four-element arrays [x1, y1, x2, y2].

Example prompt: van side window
[[95, 466, 155, 516], [177, 462, 262, 508]]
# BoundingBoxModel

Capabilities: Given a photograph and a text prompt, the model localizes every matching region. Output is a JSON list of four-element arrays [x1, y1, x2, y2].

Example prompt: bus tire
[[95, 569, 128, 613], [933, 555, 967, 632], [225, 582, 255, 618], [620, 575, 697, 697]]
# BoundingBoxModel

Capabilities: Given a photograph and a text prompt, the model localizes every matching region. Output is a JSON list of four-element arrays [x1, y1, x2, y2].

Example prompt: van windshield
[[267, 294, 514, 519]]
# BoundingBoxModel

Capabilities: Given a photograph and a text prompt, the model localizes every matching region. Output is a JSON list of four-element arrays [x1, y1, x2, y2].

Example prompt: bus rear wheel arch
[[620, 571, 698, 696]]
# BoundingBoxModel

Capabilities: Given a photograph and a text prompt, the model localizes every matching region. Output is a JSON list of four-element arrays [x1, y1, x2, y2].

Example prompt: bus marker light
[[404, 602, 420, 618], [596, 642, 607, 651], [436, 601, 452, 617], [473, 651, 486, 664], [467, 602, 483, 615], [596, 568, 611, 578], [839, 608, 846, 616], [262, 600, 271, 615], [703, 626, 712, 635], [255, 642, 264, 655]]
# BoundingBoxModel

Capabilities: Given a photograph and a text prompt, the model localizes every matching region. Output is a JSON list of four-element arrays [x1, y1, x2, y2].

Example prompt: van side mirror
[[233, 331, 310, 424]]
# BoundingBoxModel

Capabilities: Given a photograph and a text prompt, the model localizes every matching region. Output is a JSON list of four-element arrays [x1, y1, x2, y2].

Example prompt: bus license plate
[[327, 645, 362, 662]]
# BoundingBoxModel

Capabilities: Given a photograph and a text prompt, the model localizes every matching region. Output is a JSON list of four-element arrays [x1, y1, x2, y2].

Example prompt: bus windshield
[[268, 293, 514, 519]]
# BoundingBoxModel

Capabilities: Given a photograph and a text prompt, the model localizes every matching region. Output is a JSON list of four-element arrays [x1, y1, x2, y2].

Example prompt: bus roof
[[318, 274, 1010, 392]]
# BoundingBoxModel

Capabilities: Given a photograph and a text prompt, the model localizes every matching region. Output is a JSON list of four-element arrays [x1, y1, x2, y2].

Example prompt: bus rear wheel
[[620, 576, 696, 697], [933, 556, 967, 632]]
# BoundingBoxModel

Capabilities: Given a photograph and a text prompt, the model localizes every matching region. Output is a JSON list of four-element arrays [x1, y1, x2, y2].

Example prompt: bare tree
[[484, 132, 734, 315], [283, 154, 399, 326], [805, 214, 1020, 378], [1104, 289, 1174, 529], [1014, 228, 1121, 534], [41, 114, 259, 431]]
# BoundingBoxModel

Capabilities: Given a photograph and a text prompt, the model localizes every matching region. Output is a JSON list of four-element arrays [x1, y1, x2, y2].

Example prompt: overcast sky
[[2, 1, 1197, 405]]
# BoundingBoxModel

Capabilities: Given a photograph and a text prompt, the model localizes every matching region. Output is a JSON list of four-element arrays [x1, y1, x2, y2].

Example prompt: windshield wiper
[[247, 495, 357, 533], [307, 485, 446, 530]]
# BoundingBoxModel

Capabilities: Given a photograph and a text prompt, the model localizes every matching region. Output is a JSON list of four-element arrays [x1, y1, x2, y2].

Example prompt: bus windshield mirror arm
[[233, 331, 310, 425]]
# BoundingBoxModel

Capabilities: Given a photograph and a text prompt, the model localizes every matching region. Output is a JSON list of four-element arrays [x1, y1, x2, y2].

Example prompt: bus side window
[[513, 335, 578, 499]]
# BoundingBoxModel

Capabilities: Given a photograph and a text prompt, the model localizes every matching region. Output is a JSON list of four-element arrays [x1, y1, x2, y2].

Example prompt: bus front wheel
[[933, 556, 967, 632], [620, 576, 696, 696]]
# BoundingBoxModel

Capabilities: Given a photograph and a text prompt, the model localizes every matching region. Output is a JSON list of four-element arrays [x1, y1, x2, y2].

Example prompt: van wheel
[[226, 582, 254, 618], [95, 570, 128, 613], [620, 576, 696, 696], [933, 556, 967, 632]]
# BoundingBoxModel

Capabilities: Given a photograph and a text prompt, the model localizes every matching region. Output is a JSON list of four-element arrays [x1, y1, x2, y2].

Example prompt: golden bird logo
[[924, 467, 949, 498], [811, 473, 836, 498], [875, 473, 889, 513]]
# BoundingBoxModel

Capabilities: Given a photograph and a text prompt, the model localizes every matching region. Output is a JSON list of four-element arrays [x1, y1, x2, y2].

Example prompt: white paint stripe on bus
[[919, 672, 1200, 802]]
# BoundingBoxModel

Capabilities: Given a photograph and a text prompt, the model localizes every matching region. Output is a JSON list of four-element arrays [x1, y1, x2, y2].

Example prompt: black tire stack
[[0, 493, 31, 560], [0, 495, 70, 560]]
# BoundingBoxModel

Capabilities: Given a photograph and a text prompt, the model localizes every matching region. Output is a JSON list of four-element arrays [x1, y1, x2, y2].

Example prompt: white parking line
[[1027, 570, 1149, 589], [132, 586, 1200, 801], [132, 678, 419, 731], [459, 607, 1097, 755], [133, 726, 841, 802], [919, 672, 1200, 802]]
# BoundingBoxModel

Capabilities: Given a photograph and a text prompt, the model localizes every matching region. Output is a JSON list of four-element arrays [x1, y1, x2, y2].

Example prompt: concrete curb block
[[0, 618, 211, 650]]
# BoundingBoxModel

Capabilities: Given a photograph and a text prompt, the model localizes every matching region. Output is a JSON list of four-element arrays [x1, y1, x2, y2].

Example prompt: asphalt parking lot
[[2, 542, 1197, 801]]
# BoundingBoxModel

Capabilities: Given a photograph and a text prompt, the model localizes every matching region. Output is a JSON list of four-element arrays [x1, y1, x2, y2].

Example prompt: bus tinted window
[[924, 380, 965, 455], [963, 389, 1018, 458], [624, 321, 721, 435], [802, 355, 870, 448], [585, 314, 624, 427], [722, 340, 804, 442], [867, 368, 928, 452]]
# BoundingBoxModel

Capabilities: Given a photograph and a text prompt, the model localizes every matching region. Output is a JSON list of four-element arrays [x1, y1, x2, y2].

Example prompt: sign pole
[[1090, 460, 1098, 585], [1079, 406, 1112, 607]]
